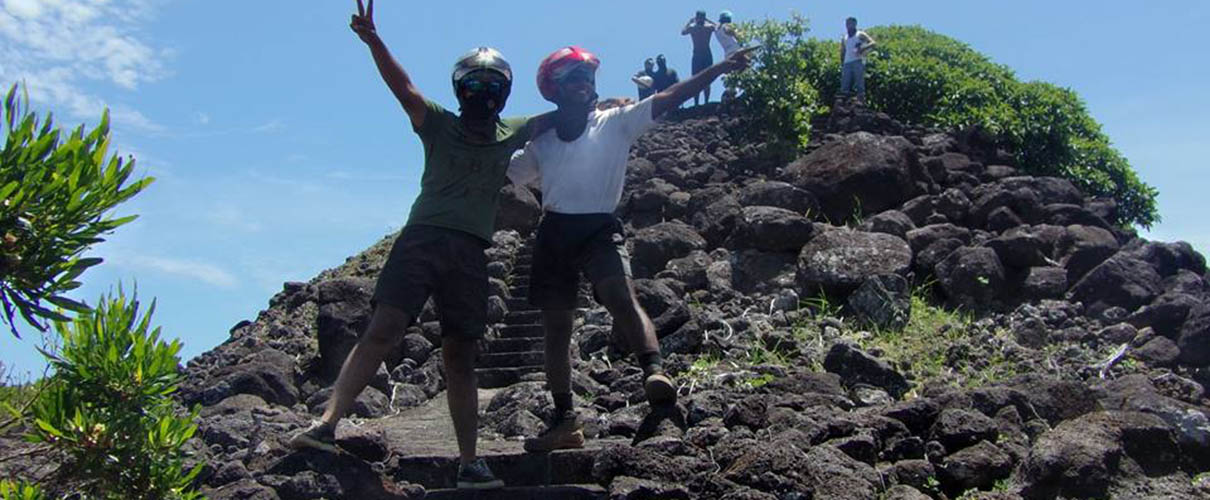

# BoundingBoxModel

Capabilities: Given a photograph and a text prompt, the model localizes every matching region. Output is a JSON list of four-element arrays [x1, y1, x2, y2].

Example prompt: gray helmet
[[451, 47, 513, 89]]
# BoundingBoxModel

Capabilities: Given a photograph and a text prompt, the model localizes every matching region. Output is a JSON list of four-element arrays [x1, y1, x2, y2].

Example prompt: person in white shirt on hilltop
[[715, 10, 741, 57], [509, 44, 756, 453], [839, 16, 877, 104]]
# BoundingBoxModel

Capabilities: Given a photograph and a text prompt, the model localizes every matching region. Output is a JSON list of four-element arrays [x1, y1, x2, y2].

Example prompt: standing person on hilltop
[[288, 0, 552, 490], [839, 16, 877, 105], [508, 44, 757, 453], [715, 10, 741, 57], [650, 54, 680, 94], [632, 58, 656, 100], [682, 10, 717, 105]]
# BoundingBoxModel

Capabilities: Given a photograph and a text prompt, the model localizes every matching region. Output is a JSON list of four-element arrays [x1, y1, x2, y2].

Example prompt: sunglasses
[[460, 79, 506, 95]]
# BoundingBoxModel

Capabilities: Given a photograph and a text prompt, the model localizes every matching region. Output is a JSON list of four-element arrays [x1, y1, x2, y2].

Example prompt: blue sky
[[1, 0, 1207, 377]]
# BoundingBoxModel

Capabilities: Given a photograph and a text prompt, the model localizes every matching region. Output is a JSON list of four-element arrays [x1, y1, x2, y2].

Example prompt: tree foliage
[[729, 21, 1158, 228], [28, 288, 203, 500], [0, 84, 153, 337]]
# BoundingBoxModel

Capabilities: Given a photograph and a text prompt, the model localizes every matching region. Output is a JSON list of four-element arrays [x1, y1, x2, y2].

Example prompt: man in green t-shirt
[[289, 0, 549, 490]]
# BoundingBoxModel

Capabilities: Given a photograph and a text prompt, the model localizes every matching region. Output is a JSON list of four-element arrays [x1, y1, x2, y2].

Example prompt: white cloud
[[112, 254, 238, 288], [0, 0, 169, 132], [196, 111, 209, 125]]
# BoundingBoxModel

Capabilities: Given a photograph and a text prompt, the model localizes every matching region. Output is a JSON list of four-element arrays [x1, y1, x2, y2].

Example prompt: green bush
[[729, 21, 1159, 228], [0, 480, 47, 500], [723, 13, 820, 150], [0, 84, 153, 337], [27, 288, 203, 500]]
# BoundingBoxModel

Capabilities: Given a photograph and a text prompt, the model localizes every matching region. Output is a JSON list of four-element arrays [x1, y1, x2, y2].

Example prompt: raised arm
[[681, 18, 695, 35], [857, 32, 877, 54], [650, 46, 756, 117], [351, 0, 427, 129]]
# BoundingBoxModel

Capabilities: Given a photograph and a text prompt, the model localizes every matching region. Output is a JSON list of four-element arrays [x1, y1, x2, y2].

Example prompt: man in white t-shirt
[[839, 16, 877, 104], [509, 45, 756, 453]]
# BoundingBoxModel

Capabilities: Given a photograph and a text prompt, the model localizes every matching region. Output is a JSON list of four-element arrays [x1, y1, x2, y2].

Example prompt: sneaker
[[287, 421, 339, 454], [644, 373, 677, 405], [523, 411, 585, 453], [456, 457, 505, 489]]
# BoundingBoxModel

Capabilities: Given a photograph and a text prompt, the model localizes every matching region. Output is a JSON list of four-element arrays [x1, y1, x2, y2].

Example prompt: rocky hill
[[106, 102, 1210, 499]]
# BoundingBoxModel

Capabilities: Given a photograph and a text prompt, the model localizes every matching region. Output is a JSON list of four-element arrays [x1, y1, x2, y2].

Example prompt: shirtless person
[[681, 10, 717, 106]]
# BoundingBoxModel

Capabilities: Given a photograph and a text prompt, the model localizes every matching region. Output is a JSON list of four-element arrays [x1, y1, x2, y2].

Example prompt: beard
[[459, 94, 502, 120]]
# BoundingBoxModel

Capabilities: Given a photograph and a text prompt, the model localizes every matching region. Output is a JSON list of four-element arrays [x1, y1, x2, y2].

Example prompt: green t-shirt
[[405, 100, 533, 242]]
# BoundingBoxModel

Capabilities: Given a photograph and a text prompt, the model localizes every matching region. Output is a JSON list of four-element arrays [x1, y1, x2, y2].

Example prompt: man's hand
[[351, 0, 377, 44], [721, 45, 758, 73]]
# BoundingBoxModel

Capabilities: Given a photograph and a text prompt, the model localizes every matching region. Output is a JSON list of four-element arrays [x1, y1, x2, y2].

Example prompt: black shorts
[[373, 225, 489, 339], [529, 213, 632, 310], [692, 50, 713, 75]]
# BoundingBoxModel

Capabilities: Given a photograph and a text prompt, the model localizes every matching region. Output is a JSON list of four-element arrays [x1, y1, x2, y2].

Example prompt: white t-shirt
[[844, 31, 868, 64], [715, 25, 741, 56], [508, 97, 656, 214]]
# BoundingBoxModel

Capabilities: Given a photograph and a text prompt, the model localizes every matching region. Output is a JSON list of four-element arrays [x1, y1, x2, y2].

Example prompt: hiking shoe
[[645, 373, 677, 405], [456, 458, 505, 489], [288, 421, 339, 454], [523, 411, 585, 453]]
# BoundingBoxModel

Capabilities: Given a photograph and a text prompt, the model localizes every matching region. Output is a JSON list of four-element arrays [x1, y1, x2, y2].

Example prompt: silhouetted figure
[[682, 10, 716, 105], [651, 54, 679, 94], [632, 58, 656, 100]]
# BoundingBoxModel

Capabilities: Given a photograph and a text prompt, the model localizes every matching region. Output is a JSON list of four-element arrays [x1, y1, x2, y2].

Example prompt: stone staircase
[[477, 243, 547, 389]]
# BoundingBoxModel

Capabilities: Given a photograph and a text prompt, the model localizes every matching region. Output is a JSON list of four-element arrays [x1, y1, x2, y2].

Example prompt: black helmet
[[451, 47, 513, 91]]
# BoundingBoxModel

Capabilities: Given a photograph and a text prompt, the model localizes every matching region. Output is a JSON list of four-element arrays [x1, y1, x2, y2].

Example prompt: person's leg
[[854, 60, 866, 103], [839, 61, 853, 99], [442, 337, 480, 464], [542, 309, 575, 400], [321, 305, 412, 424]]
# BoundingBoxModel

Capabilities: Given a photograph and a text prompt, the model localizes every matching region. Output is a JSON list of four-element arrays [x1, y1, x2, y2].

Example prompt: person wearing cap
[[288, 0, 552, 490], [715, 11, 741, 57], [682, 10, 717, 105], [508, 44, 758, 453], [651, 54, 680, 94], [839, 16, 877, 104]]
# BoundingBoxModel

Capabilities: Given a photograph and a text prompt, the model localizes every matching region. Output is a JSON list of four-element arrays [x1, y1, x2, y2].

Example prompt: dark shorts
[[373, 224, 489, 339], [692, 50, 713, 75], [530, 213, 632, 310]]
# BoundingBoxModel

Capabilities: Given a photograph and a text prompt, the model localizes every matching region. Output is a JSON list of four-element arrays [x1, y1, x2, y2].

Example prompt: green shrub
[[27, 288, 203, 500], [0, 84, 153, 337], [0, 480, 47, 500], [724, 13, 820, 150], [728, 21, 1159, 227]]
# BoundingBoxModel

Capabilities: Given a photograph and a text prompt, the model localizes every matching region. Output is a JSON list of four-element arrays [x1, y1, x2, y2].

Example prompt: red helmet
[[536, 46, 600, 102]]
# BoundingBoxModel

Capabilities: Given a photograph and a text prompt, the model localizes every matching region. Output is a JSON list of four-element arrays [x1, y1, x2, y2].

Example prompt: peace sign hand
[[351, 0, 378, 44]]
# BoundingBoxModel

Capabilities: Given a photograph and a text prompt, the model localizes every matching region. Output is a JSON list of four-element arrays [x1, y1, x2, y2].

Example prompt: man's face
[[846, 19, 857, 33], [644, 59, 654, 72], [656, 56, 667, 69], [556, 65, 596, 108], [695, 12, 706, 24]]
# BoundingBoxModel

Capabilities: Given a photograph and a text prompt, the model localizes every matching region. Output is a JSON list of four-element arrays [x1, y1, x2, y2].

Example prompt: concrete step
[[476, 365, 544, 388], [485, 337, 545, 354], [508, 286, 529, 298], [513, 264, 531, 275], [511, 276, 531, 288], [391, 443, 620, 490], [498, 324, 544, 338], [478, 351, 544, 368], [506, 298, 537, 311], [504, 310, 542, 325], [423, 484, 605, 500]]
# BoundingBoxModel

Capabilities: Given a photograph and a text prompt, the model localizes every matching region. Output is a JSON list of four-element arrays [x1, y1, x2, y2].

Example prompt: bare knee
[[364, 305, 412, 346], [442, 338, 478, 375], [596, 280, 643, 323]]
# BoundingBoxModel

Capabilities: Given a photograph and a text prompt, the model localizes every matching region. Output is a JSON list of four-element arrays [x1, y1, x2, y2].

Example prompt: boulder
[[783, 132, 921, 223], [632, 221, 707, 277], [737, 180, 820, 215], [495, 183, 541, 234], [797, 229, 913, 297], [728, 206, 814, 252], [935, 247, 1006, 308], [1067, 254, 1163, 317]]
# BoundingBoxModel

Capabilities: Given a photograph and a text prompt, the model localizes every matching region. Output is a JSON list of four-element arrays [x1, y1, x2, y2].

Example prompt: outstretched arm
[[351, 0, 427, 129], [681, 19, 695, 35], [650, 46, 755, 117]]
